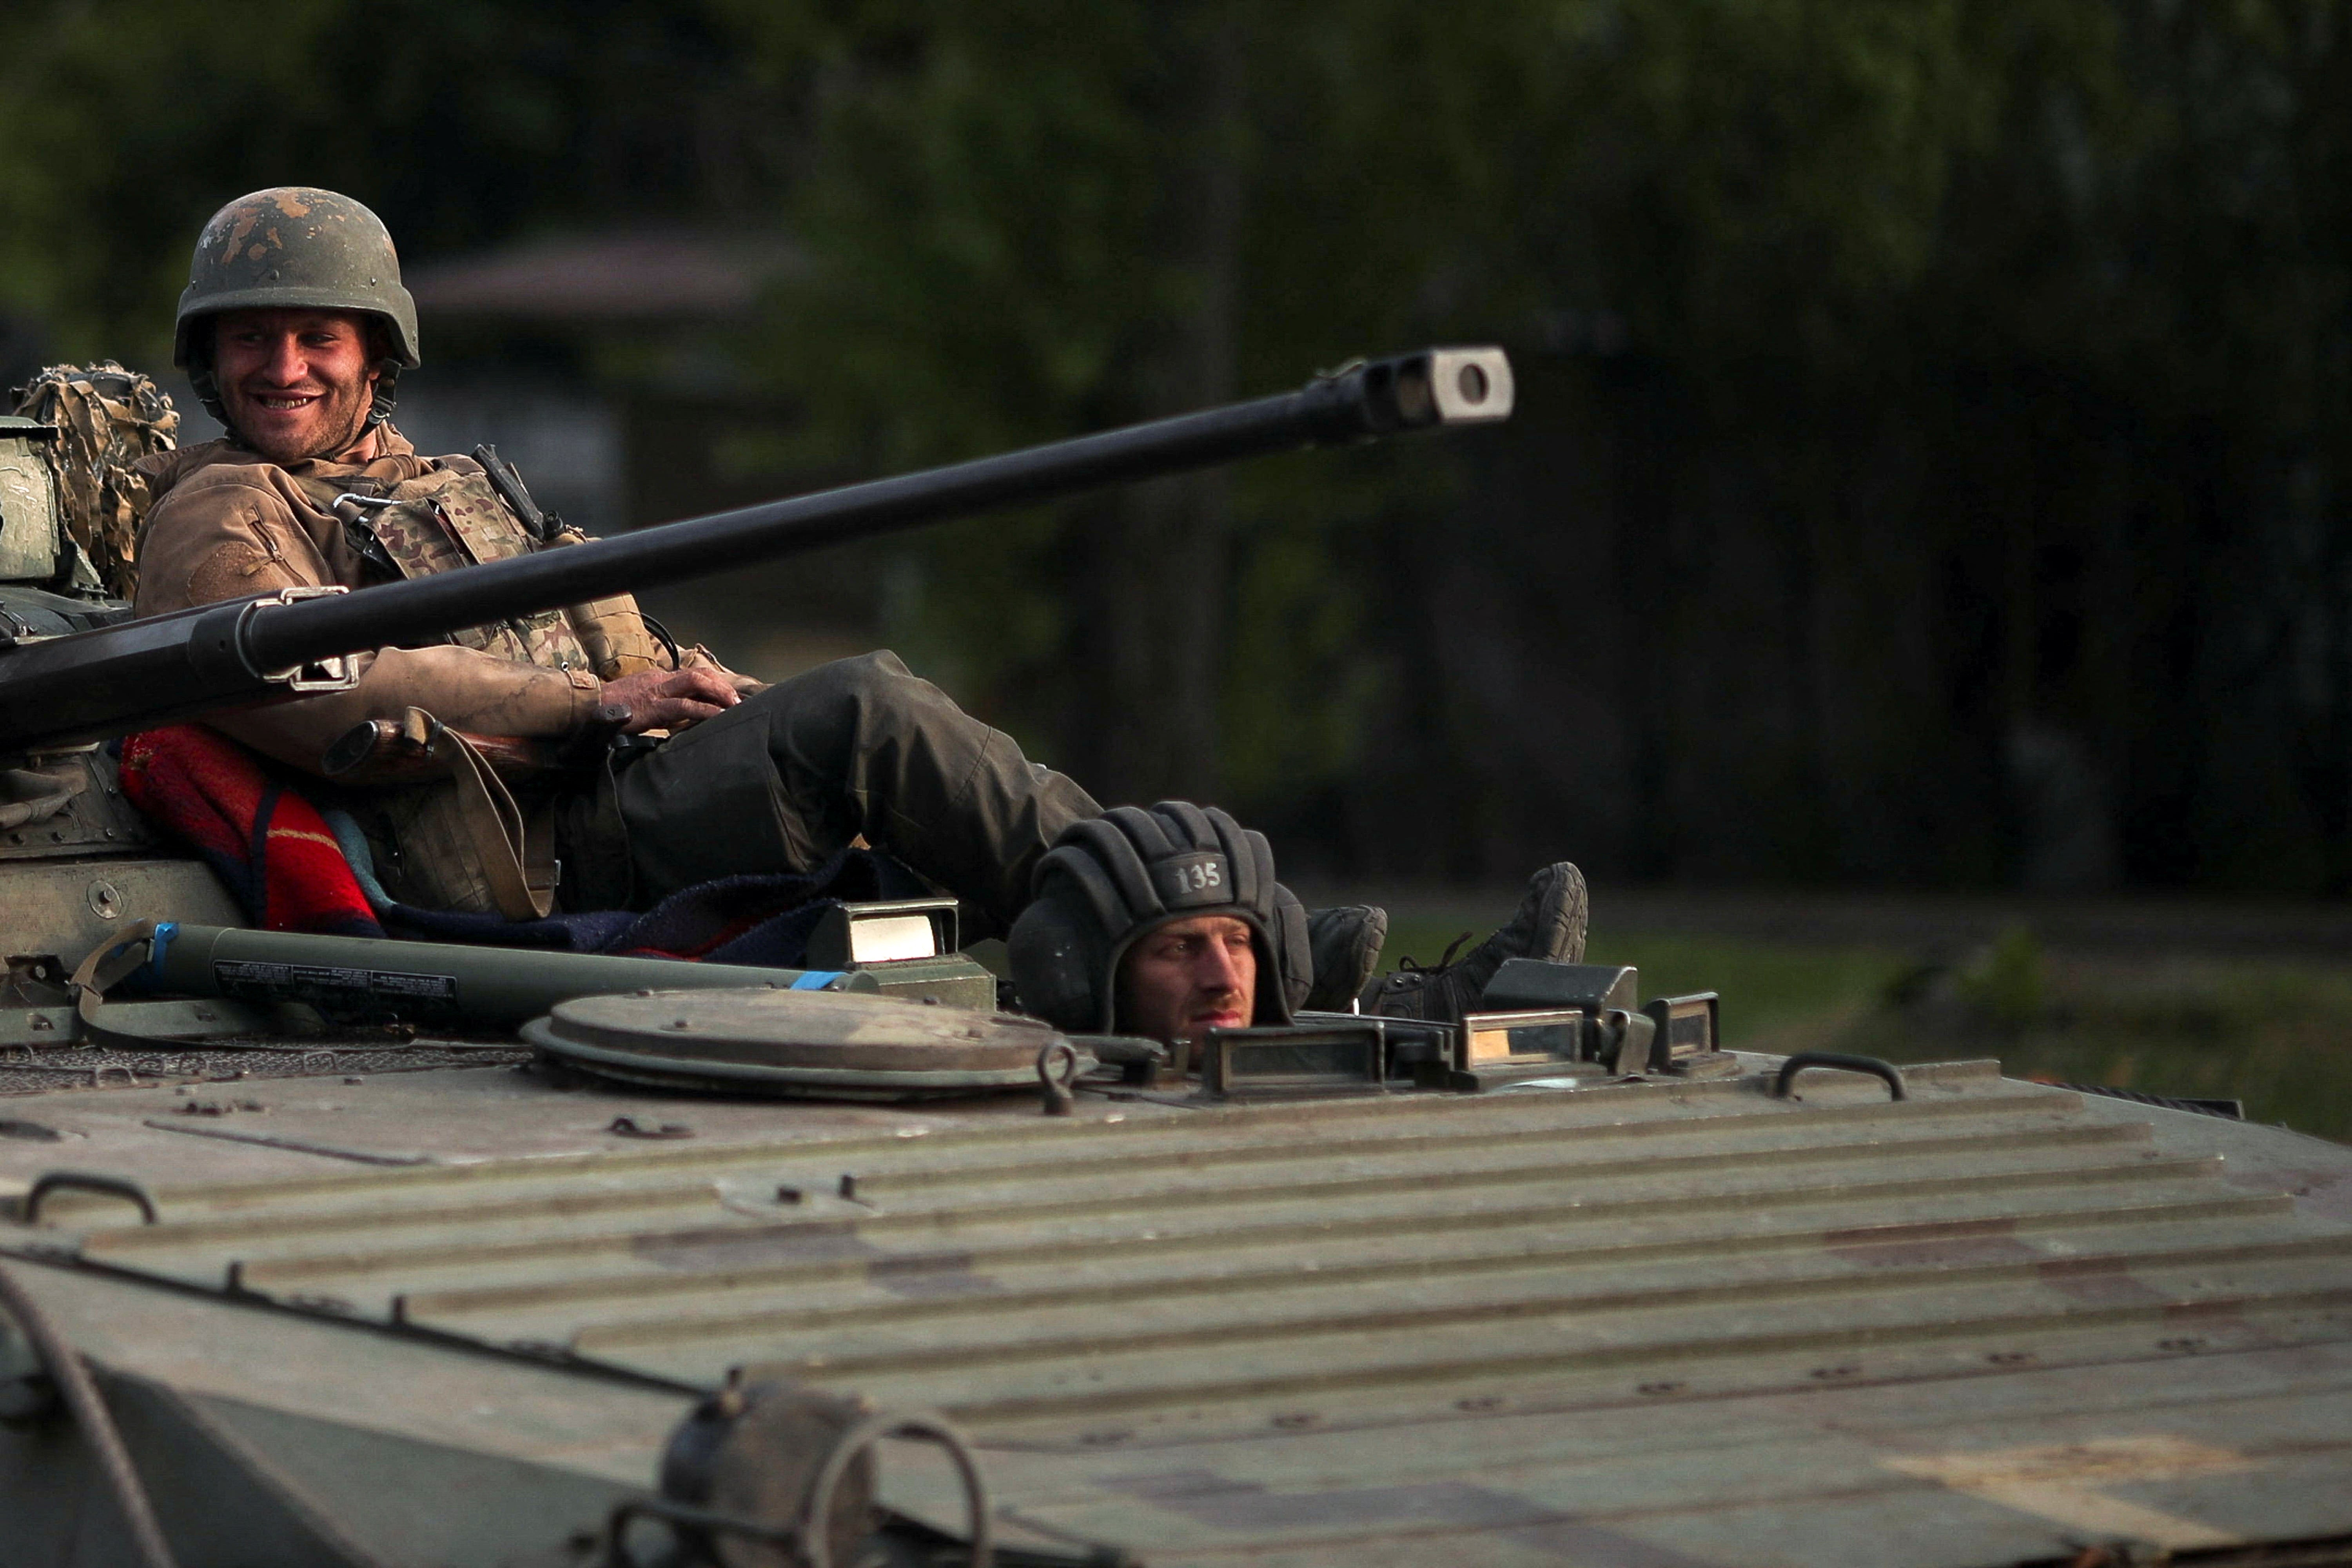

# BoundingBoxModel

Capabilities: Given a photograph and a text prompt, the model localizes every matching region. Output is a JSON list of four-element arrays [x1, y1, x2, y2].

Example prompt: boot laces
[[1394, 931, 1474, 982]]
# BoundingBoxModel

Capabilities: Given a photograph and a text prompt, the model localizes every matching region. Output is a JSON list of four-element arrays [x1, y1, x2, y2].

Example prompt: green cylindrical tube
[[138, 923, 876, 1031]]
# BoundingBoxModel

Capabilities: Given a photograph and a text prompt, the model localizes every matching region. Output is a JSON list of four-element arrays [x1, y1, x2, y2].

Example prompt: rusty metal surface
[[7, 1057, 2352, 1564]]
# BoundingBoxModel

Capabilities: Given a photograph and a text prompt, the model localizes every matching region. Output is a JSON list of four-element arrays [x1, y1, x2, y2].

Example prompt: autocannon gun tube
[[0, 348, 1511, 753], [238, 346, 1514, 675]]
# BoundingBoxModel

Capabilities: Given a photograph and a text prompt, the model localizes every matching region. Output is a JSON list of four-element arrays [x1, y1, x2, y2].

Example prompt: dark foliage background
[[7, 0, 2350, 893]]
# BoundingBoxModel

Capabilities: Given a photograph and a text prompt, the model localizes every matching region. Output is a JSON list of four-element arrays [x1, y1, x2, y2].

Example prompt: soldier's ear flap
[[1007, 888, 1112, 1033]]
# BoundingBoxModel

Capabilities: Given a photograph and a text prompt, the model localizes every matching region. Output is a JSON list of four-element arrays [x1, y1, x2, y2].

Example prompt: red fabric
[[116, 726, 921, 968], [119, 726, 382, 936]]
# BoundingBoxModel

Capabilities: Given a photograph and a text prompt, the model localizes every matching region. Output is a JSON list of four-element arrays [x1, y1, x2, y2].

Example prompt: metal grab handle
[[599, 1410, 993, 1568], [24, 1170, 160, 1226], [1773, 1052, 1907, 1103], [801, 1409, 992, 1568]]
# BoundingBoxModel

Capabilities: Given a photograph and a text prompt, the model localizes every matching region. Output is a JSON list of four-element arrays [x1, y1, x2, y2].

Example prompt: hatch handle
[[1773, 1052, 1906, 1103], [24, 1170, 160, 1226]]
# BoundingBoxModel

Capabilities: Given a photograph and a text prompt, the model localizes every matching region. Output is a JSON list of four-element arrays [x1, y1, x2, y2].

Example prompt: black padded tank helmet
[[1006, 802, 1310, 1034]]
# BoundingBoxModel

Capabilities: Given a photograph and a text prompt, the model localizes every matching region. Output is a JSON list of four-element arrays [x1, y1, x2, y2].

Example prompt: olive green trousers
[[555, 651, 1098, 937]]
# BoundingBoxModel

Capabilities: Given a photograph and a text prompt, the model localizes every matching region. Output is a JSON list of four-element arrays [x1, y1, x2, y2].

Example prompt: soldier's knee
[[821, 649, 918, 701], [780, 649, 955, 741]]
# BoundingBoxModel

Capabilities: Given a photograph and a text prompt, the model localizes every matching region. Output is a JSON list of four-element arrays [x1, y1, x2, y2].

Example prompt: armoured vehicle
[[4, 351, 2352, 1568]]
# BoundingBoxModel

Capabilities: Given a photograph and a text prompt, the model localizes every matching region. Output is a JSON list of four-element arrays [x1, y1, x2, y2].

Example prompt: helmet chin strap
[[368, 357, 401, 425], [185, 358, 230, 432]]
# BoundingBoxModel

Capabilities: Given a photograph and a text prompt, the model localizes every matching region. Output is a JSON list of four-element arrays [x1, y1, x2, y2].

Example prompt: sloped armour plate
[[520, 986, 1089, 1099]]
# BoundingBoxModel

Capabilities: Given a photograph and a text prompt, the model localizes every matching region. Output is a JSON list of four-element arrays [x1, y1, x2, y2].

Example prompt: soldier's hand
[[677, 644, 769, 698], [601, 667, 742, 733]]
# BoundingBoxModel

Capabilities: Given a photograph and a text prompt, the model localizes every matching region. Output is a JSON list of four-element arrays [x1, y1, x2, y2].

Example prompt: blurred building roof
[[405, 230, 801, 323]]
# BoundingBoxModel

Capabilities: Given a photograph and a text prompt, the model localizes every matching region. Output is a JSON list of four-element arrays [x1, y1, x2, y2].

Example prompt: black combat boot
[[1302, 904, 1390, 1012], [1359, 862, 1589, 1026]]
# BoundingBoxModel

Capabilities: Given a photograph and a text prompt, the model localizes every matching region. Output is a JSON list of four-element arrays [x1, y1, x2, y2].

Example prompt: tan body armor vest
[[290, 464, 669, 679], [291, 462, 670, 919]]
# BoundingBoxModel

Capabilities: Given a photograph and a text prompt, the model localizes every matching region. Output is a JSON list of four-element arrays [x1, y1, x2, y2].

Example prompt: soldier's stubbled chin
[[221, 380, 374, 466]]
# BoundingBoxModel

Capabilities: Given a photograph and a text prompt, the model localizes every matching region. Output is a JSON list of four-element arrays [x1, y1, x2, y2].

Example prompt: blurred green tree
[[719, 0, 2112, 844]]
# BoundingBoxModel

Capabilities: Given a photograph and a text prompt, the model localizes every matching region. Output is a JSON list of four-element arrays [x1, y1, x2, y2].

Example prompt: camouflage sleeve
[[134, 470, 603, 773]]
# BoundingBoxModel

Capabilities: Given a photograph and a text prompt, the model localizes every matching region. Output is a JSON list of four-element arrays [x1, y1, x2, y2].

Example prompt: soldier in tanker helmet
[[1009, 802, 1590, 1046], [1008, 803, 1312, 1044]]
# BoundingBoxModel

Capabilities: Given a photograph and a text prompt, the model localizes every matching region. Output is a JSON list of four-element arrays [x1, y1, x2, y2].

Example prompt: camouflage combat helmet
[[1007, 802, 1311, 1035], [173, 187, 419, 428]]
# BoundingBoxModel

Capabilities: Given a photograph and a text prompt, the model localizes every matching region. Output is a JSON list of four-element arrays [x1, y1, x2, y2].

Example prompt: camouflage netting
[[10, 361, 180, 599]]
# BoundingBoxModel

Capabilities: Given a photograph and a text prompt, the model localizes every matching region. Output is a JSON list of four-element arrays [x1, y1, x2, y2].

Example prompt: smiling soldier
[[133, 187, 1103, 932]]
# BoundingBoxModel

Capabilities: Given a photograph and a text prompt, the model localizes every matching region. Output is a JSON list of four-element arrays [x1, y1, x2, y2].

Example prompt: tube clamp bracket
[[242, 587, 359, 690]]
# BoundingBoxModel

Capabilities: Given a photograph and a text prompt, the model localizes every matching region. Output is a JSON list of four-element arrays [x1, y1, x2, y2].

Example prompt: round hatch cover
[[521, 987, 1087, 1099]]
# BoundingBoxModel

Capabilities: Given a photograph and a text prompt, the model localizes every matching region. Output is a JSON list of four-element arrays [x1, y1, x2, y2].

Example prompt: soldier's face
[[1115, 915, 1257, 1046], [212, 308, 381, 463]]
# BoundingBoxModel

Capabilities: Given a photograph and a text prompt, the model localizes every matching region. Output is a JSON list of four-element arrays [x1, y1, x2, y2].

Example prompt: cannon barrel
[[0, 347, 1510, 754]]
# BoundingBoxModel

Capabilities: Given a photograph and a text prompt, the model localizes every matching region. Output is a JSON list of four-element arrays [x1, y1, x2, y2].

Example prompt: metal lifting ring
[[599, 1408, 993, 1568], [1036, 1040, 1081, 1116], [800, 1408, 993, 1568], [1772, 1052, 1907, 1103]]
